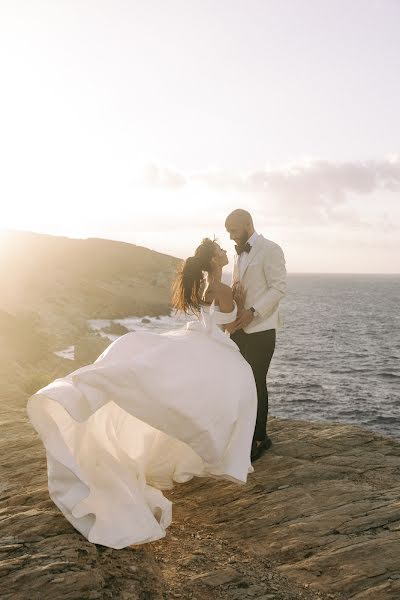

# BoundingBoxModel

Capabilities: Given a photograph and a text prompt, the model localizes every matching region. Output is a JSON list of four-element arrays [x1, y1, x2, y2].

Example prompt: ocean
[[85, 274, 400, 440], [269, 274, 399, 440]]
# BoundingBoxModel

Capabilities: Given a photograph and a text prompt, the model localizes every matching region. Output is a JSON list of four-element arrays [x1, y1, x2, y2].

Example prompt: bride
[[27, 238, 257, 549]]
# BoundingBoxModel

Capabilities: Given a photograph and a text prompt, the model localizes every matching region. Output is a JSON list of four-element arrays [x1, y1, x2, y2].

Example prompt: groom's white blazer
[[232, 234, 287, 334]]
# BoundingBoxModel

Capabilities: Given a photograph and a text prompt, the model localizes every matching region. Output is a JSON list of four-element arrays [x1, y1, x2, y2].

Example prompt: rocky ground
[[155, 418, 400, 600], [0, 398, 399, 599]]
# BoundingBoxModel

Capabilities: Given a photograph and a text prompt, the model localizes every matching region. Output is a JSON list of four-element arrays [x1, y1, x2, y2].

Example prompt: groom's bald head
[[225, 209, 255, 245], [225, 209, 253, 227]]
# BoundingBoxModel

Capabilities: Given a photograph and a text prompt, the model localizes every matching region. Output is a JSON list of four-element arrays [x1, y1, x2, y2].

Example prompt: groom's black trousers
[[231, 328, 276, 442]]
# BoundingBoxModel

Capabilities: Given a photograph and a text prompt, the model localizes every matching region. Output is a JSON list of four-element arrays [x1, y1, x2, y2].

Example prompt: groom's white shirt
[[237, 231, 259, 279], [232, 233, 287, 334]]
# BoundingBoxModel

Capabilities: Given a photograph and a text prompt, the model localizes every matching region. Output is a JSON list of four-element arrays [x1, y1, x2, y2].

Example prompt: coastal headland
[[1, 231, 399, 599]]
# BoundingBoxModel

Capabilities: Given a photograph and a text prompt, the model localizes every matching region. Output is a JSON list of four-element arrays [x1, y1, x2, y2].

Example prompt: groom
[[225, 209, 287, 462]]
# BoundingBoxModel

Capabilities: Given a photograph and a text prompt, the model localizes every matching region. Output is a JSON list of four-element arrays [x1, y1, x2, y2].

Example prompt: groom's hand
[[233, 309, 254, 331], [224, 322, 237, 334]]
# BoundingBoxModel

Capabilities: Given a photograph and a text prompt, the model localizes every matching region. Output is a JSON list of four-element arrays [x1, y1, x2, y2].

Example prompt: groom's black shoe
[[251, 437, 272, 462]]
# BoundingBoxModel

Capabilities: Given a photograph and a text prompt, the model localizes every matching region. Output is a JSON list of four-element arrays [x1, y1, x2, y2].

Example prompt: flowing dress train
[[27, 302, 257, 548]]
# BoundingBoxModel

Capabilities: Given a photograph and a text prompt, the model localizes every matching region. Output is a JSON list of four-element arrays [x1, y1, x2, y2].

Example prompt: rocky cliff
[[0, 230, 180, 404], [1, 403, 399, 599], [0, 230, 179, 332]]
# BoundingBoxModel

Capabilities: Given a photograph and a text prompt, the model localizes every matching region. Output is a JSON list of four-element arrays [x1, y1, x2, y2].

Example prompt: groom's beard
[[239, 232, 249, 246], [236, 232, 249, 252]]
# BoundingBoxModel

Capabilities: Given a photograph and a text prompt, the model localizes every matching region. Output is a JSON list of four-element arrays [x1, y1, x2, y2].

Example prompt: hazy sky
[[1, 0, 399, 272]]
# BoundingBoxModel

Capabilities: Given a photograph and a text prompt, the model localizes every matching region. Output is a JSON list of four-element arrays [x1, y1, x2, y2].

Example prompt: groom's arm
[[252, 243, 287, 318]]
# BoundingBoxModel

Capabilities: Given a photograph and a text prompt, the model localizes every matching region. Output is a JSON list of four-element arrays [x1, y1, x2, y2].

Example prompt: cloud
[[139, 156, 400, 229], [141, 156, 400, 194], [141, 164, 187, 189]]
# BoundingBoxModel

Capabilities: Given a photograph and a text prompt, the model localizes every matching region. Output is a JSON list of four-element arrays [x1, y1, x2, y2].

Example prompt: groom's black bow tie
[[235, 242, 252, 255]]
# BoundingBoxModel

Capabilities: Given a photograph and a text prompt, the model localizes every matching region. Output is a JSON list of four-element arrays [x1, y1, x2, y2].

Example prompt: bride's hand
[[232, 281, 246, 310]]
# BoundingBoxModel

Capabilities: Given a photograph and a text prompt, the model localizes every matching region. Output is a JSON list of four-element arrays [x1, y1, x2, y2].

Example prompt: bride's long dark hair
[[172, 238, 217, 314]]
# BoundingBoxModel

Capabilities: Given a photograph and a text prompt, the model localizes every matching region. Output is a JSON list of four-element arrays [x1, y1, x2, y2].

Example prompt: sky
[[1, 0, 399, 273]]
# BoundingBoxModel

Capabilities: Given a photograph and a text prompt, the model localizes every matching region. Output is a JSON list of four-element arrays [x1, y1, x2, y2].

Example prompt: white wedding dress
[[27, 302, 257, 549]]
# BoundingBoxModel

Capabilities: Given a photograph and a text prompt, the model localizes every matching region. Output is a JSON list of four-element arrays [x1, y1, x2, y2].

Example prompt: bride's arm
[[223, 282, 246, 334], [215, 284, 238, 333], [232, 281, 246, 311]]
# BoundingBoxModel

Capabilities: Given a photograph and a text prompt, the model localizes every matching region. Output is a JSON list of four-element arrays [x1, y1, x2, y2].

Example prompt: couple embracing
[[28, 208, 287, 549]]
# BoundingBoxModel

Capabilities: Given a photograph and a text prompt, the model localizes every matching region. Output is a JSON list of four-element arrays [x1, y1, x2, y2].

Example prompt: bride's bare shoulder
[[215, 282, 233, 295], [203, 283, 233, 308]]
